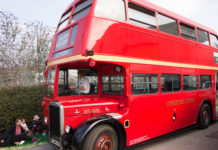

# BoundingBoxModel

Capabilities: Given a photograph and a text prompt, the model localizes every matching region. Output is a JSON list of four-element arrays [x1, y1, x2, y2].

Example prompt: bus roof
[[62, 0, 217, 35], [129, 0, 217, 35]]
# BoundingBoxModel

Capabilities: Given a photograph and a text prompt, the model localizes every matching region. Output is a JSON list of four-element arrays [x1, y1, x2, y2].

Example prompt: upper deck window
[[95, 0, 126, 22], [58, 9, 72, 32], [55, 29, 71, 51], [210, 34, 218, 48], [197, 28, 209, 45], [158, 14, 179, 36], [69, 25, 78, 46], [71, 0, 93, 23], [53, 25, 78, 59], [128, 2, 156, 30], [180, 22, 196, 41]]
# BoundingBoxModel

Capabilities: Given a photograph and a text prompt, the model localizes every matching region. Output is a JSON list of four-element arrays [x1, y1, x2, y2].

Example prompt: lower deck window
[[200, 75, 211, 89], [102, 75, 124, 95], [183, 75, 198, 91], [132, 74, 159, 95], [161, 74, 181, 93]]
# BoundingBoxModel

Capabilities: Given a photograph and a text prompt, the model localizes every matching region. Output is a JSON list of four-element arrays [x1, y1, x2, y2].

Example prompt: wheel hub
[[95, 135, 113, 150], [203, 110, 209, 125]]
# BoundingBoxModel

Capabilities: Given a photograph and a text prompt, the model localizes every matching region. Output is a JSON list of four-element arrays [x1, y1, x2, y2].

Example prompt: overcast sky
[[0, 0, 218, 33], [147, 0, 218, 33]]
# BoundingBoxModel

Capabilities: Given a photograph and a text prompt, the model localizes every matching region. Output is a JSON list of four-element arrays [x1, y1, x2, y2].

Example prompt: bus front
[[43, 0, 128, 149]]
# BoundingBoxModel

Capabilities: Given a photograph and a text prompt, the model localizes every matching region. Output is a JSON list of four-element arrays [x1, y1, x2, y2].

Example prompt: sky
[[147, 0, 218, 33], [0, 0, 218, 33], [0, 0, 73, 27]]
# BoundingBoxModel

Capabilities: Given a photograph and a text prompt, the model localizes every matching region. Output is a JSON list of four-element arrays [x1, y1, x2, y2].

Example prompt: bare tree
[[19, 21, 52, 84], [0, 11, 21, 86], [0, 11, 53, 86]]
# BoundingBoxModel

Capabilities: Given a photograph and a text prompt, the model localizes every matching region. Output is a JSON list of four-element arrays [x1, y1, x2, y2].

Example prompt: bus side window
[[180, 22, 196, 41], [161, 74, 181, 93], [183, 75, 198, 91], [128, 2, 157, 30], [158, 13, 179, 36], [95, 0, 126, 22], [200, 75, 211, 89], [102, 75, 124, 95], [210, 34, 218, 48], [197, 28, 209, 45], [132, 74, 159, 95]]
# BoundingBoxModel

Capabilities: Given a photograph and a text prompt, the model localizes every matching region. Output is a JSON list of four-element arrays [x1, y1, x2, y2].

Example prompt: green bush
[[0, 85, 44, 129]]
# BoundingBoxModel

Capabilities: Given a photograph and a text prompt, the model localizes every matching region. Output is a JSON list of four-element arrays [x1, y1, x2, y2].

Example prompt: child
[[31, 115, 42, 136], [21, 118, 29, 133]]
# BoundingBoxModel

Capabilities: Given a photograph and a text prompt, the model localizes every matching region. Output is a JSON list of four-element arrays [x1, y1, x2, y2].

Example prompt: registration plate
[[50, 138, 61, 147]]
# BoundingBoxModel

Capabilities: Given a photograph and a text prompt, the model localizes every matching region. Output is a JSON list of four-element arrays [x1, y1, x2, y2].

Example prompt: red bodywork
[[43, 0, 217, 148]]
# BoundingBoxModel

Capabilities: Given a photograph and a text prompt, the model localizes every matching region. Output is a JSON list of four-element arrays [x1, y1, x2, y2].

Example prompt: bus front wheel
[[82, 125, 118, 150], [199, 103, 211, 129]]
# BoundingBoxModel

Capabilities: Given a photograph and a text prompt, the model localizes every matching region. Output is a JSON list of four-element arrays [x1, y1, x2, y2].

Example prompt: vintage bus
[[42, 0, 218, 149]]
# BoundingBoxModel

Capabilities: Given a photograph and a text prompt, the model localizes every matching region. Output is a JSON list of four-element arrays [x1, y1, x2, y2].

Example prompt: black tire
[[199, 103, 211, 129], [82, 125, 118, 150]]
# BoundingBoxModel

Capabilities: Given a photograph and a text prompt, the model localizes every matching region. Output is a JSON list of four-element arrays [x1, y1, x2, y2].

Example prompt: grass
[[0, 135, 47, 150]]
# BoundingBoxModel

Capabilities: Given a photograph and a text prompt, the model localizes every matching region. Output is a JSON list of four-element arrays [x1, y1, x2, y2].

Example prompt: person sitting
[[0, 117, 31, 147], [0, 132, 10, 147], [70, 70, 90, 94], [31, 115, 43, 136], [20, 118, 29, 134]]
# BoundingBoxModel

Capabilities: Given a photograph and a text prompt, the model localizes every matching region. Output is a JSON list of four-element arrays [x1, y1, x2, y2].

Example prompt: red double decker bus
[[43, 0, 218, 149]]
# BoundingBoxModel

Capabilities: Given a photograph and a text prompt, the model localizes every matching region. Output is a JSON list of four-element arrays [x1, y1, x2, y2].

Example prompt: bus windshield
[[58, 69, 98, 96], [45, 69, 56, 98], [71, 0, 93, 23], [57, 0, 93, 31], [58, 10, 72, 31]]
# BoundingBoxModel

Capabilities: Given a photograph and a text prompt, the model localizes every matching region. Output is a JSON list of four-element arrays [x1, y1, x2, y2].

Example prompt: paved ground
[[132, 121, 218, 150], [24, 106, 218, 150], [25, 121, 218, 150]]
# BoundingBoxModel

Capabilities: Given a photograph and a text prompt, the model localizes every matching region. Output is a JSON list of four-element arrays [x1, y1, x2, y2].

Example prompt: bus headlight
[[44, 117, 48, 124], [65, 125, 71, 134]]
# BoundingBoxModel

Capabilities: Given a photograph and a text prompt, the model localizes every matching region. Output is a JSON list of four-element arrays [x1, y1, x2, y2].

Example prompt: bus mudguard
[[72, 114, 126, 149], [198, 99, 214, 121]]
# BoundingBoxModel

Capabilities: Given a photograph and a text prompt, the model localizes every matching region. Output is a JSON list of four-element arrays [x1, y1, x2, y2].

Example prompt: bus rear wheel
[[82, 125, 118, 150], [199, 103, 211, 129]]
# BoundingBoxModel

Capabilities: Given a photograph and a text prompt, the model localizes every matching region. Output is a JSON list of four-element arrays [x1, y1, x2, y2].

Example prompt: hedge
[[0, 85, 44, 129]]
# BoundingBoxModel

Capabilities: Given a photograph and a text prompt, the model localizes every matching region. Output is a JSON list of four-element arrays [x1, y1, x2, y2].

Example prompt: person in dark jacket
[[31, 115, 45, 136], [0, 118, 31, 147]]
